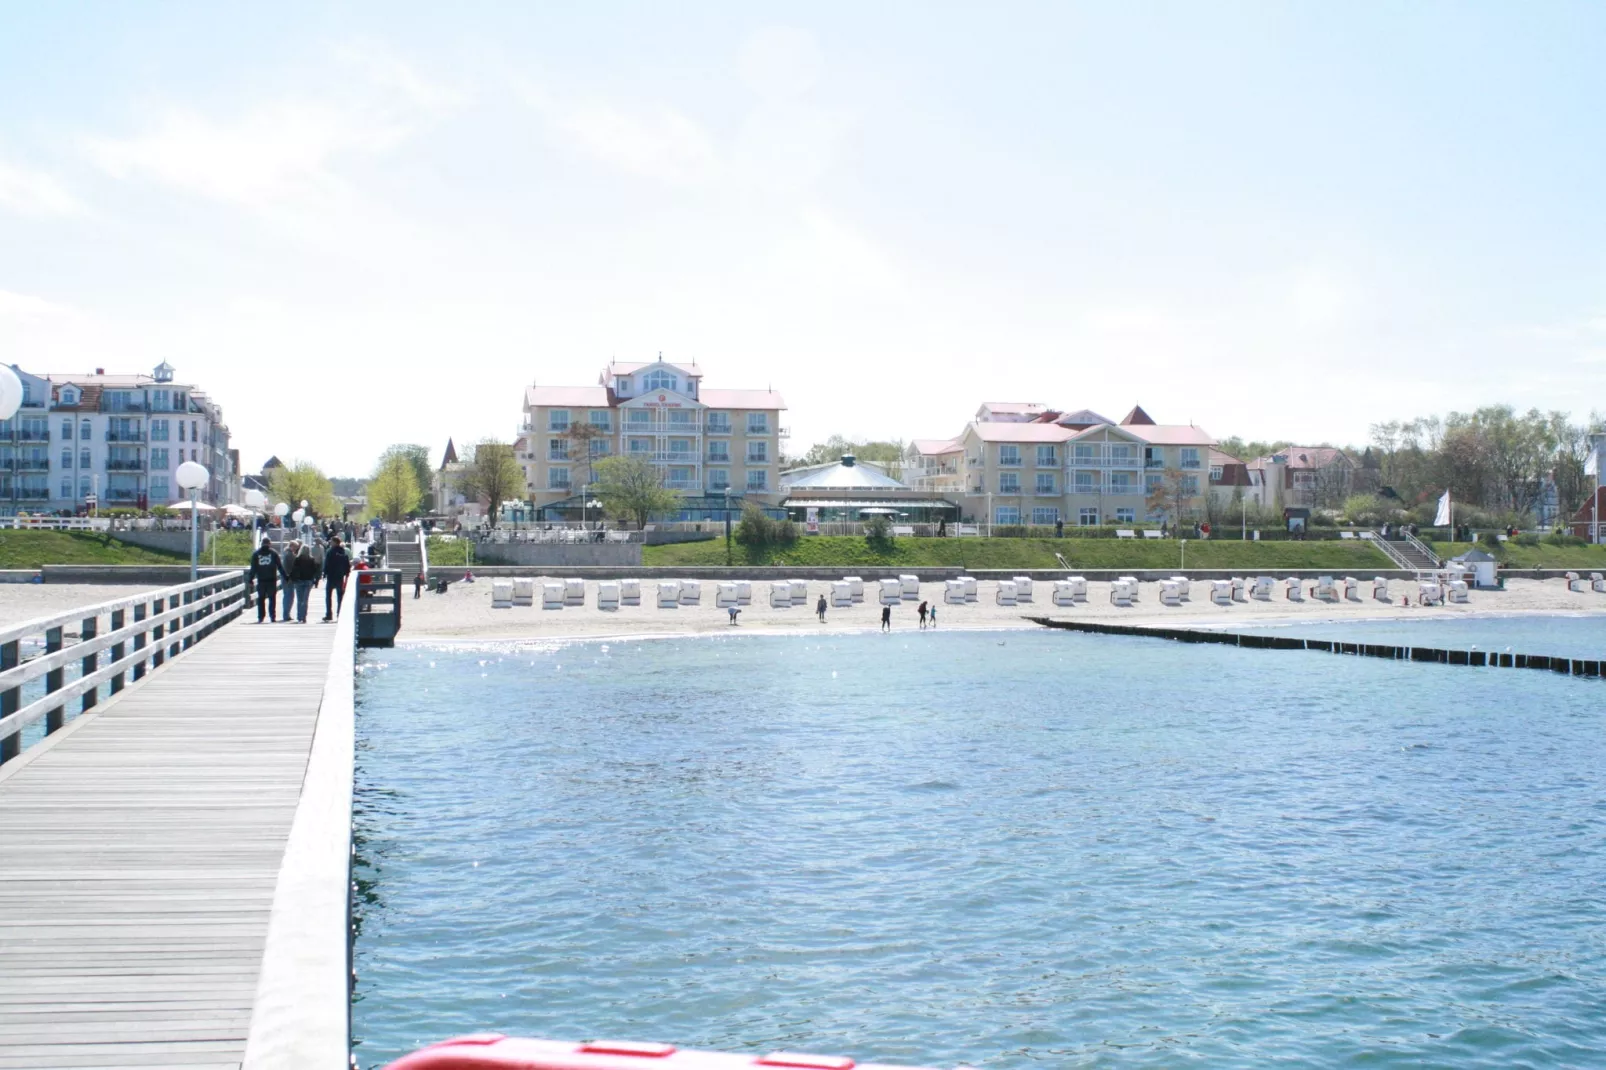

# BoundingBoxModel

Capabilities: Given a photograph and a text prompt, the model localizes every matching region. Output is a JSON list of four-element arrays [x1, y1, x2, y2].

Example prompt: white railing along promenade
[[0, 571, 246, 763]]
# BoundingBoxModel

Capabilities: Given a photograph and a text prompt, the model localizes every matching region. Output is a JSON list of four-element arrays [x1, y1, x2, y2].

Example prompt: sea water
[[352, 621, 1606, 1068]]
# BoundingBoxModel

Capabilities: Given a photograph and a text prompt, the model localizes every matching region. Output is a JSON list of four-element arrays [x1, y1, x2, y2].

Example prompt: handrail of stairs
[[1403, 530, 1441, 568], [1371, 531, 1415, 570]]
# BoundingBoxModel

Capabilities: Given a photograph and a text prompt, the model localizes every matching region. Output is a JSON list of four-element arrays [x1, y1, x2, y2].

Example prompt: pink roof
[[911, 438, 963, 455], [1118, 424, 1216, 446], [971, 423, 1077, 443], [700, 388, 785, 410], [525, 385, 610, 408]]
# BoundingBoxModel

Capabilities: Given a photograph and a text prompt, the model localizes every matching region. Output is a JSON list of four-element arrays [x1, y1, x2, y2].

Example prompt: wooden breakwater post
[[1024, 617, 1603, 678]]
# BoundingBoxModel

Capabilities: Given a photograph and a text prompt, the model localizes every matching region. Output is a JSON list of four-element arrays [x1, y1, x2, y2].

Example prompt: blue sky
[[2, 2, 1603, 474]]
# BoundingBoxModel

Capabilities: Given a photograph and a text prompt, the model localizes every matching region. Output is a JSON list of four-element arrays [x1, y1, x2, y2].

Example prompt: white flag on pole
[[1586, 444, 1600, 477], [1434, 490, 1451, 527]]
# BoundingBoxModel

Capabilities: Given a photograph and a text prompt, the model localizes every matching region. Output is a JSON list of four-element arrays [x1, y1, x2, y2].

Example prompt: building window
[[1036, 445, 1058, 467], [178, 421, 185, 442], [1074, 472, 1094, 492], [590, 439, 609, 458], [708, 442, 729, 463], [151, 420, 168, 441], [708, 468, 729, 492], [1035, 473, 1056, 495], [1079, 508, 1100, 526], [746, 413, 769, 435], [994, 506, 1020, 525], [153, 390, 169, 410], [628, 438, 651, 455], [1209, 465, 1224, 481], [668, 466, 695, 487], [1115, 507, 1136, 523], [588, 410, 610, 430], [1145, 447, 1162, 468], [669, 439, 691, 457], [627, 409, 651, 428], [746, 442, 768, 463], [742, 469, 766, 492], [61, 448, 72, 468], [615, 377, 631, 396], [1031, 507, 1059, 526], [706, 412, 731, 433], [151, 476, 169, 501], [79, 476, 90, 498], [548, 439, 569, 461], [191, 421, 197, 442], [61, 420, 72, 439], [79, 448, 90, 468], [1109, 444, 1134, 465], [151, 448, 169, 469], [1073, 443, 1096, 463], [61, 478, 72, 498], [1180, 447, 1201, 469], [1181, 474, 1200, 495], [548, 467, 570, 490], [1110, 472, 1134, 492], [998, 444, 1020, 466], [80, 420, 90, 440], [643, 370, 677, 392], [668, 408, 692, 427], [998, 471, 1020, 493], [1146, 473, 1163, 494], [548, 410, 570, 432], [61, 391, 75, 405]]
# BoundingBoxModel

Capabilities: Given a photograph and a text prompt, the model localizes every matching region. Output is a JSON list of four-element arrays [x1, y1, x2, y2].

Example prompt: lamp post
[[175, 461, 210, 581], [724, 487, 732, 565], [274, 502, 289, 533]]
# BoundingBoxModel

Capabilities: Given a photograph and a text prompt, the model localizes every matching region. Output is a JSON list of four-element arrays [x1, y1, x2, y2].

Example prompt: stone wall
[[468, 542, 642, 568]]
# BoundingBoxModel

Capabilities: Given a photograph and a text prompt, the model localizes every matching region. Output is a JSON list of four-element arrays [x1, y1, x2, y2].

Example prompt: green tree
[[592, 455, 682, 529], [267, 460, 338, 518], [452, 440, 525, 528], [368, 452, 422, 522], [378, 444, 434, 512]]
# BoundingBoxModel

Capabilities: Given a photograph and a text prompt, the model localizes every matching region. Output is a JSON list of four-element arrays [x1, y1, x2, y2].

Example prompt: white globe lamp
[[274, 502, 290, 518], [0, 365, 22, 422], [244, 489, 266, 510], [175, 461, 210, 581], [292, 508, 305, 524]]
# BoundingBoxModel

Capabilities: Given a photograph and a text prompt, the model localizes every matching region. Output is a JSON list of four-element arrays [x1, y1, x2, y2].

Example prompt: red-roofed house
[[908, 402, 1216, 528], [1246, 446, 1358, 510], [520, 358, 787, 519]]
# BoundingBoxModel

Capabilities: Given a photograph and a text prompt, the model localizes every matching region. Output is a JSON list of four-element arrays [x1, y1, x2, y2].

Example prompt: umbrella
[[221, 503, 256, 517], [858, 507, 898, 516], [168, 500, 218, 512]]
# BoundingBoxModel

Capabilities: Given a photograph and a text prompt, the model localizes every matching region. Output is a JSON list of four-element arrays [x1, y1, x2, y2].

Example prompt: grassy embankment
[[0, 531, 187, 569], [1429, 541, 1606, 570], [426, 536, 469, 566], [643, 536, 1393, 570]]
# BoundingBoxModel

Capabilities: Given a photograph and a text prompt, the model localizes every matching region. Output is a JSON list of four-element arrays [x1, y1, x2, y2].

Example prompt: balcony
[[665, 479, 701, 491], [1071, 482, 1145, 496], [106, 430, 146, 443], [1068, 450, 1142, 469], [15, 458, 50, 472], [16, 431, 49, 442], [16, 487, 50, 501], [705, 423, 732, 435], [744, 455, 770, 466], [997, 456, 1022, 467], [1145, 458, 1165, 469], [106, 460, 145, 471], [104, 489, 142, 502]]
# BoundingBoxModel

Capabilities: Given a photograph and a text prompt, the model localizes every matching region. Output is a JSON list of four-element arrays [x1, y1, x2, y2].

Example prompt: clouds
[[0, 290, 73, 321], [0, 158, 82, 217], [82, 45, 460, 210]]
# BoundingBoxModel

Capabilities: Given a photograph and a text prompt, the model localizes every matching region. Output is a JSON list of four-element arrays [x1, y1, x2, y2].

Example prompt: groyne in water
[[1026, 617, 1604, 677]]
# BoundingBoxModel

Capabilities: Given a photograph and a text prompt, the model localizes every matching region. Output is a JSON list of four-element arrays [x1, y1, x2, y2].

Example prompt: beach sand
[[0, 584, 161, 631], [397, 576, 1606, 644]]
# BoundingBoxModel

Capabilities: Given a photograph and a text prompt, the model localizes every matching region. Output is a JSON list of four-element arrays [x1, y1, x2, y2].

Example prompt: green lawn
[[643, 535, 1393, 570], [0, 531, 189, 569], [426, 536, 469, 566], [1430, 540, 1606, 570]]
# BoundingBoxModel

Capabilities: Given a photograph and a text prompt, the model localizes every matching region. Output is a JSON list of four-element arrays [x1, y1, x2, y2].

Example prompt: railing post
[[131, 603, 148, 682], [0, 638, 18, 765], [80, 613, 99, 714], [182, 588, 195, 651], [44, 626, 65, 733], [151, 597, 167, 669], [109, 609, 127, 695]]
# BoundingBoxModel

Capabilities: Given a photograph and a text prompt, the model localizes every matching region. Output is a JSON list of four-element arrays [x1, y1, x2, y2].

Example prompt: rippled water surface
[[353, 623, 1606, 1068]]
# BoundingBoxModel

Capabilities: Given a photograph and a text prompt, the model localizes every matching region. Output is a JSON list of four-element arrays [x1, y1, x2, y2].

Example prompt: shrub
[[1513, 533, 1540, 547], [864, 514, 894, 551], [1544, 532, 1586, 548], [1342, 494, 1389, 526], [735, 504, 797, 547]]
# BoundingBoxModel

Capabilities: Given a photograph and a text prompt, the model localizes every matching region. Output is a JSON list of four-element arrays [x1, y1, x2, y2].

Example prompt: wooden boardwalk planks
[[0, 620, 341, 1070]]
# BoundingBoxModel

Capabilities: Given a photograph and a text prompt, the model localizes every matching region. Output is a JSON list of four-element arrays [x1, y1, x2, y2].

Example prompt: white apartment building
[[907, 404, 1217, 527], [1, 362, 235, 514], [520, 358, 787, 520]]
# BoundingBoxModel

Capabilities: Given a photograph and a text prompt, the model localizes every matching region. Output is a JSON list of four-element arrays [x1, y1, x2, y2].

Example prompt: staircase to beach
[[1373, 530, 1440, 572], [385, 526, 424, 576]]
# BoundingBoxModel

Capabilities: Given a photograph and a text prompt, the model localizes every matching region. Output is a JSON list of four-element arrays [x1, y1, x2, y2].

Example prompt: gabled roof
[[526, 385, 610, 408], [1055, 408, 1116, 428], [911, 438, 963, 455], [1119, 423, 1216, 446], [605, 359, 701, 378], [700, 388, 785, 409], [970, 422, 1077, 443], [1121, 405, 1156, 425], [977, 401, 1048, 416]]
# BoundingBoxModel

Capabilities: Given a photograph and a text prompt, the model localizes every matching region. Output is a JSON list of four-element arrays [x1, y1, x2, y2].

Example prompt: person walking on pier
[[279, 539, 301, 622], [287, 545, 319, 623], [321, 536, 351, 622], [248, 537, 285, 623]]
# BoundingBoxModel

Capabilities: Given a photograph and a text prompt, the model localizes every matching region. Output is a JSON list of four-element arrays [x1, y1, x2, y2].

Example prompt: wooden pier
[[0, 577, 359, 1070]]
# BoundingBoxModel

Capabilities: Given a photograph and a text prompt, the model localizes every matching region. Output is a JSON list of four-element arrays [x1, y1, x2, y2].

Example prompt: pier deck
[[0, 618, 346, 1070]]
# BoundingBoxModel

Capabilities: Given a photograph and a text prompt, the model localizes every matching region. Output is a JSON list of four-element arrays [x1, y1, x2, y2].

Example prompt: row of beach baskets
[[485, 575, 1094, 609]]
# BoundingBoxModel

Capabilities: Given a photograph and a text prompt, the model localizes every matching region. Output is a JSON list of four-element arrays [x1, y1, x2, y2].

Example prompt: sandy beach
[[395, 576, 1606, 644], [0, 584, 160, 631]]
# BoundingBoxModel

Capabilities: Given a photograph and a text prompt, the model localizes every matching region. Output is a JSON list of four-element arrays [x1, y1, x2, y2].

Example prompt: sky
[[2, 1, 1604, 476]]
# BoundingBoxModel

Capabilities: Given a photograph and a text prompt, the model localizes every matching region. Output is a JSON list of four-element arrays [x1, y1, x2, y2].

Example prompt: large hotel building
[[907, 403, 1218, 527], [1, 362, 236, 514], [520, 358, 787, 519]]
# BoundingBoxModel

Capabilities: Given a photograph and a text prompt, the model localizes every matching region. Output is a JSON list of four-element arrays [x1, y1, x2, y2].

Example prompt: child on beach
[[929, 604, 937, 628], [728, 606, 740, 625]]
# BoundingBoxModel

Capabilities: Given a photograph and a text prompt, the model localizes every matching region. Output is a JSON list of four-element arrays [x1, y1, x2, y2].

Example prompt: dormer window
[[643, 369, 677, 393], [61, 389, 77, 405]]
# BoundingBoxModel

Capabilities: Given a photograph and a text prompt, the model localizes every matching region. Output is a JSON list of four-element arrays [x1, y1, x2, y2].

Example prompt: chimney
[[95, 368, 105, 375]]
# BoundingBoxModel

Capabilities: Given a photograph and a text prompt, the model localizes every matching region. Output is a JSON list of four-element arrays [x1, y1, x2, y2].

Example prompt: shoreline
[[395, 576, 1606, 647]]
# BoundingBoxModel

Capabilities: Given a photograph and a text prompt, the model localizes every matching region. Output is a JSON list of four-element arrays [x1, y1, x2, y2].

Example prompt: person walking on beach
[[279, 539, 301, 622], [816, 594, 828, 622], [320, 536, 351, 622], [287, 545, 320, 623], [917, 600, 928, 628], [248, 537, 284, 623], [414, 571, 425, 599], [929, 603, 937, 628], [881, 604, 892, 631]]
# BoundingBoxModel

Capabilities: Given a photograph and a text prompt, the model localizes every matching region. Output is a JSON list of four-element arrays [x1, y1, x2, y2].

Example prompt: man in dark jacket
[[248, 537, 285, 623], [321, 536, 352, 622]]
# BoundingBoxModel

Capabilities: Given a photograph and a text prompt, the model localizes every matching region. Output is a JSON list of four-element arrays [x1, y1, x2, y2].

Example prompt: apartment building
[[1, 362, 234, 514], [1244, 446, 1359, 511], [907, 403, 1216, 527], [520, 358, 786, 519]]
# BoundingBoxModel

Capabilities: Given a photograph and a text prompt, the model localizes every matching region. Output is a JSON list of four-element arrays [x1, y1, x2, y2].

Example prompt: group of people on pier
[[246, 534, 355, 624]]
